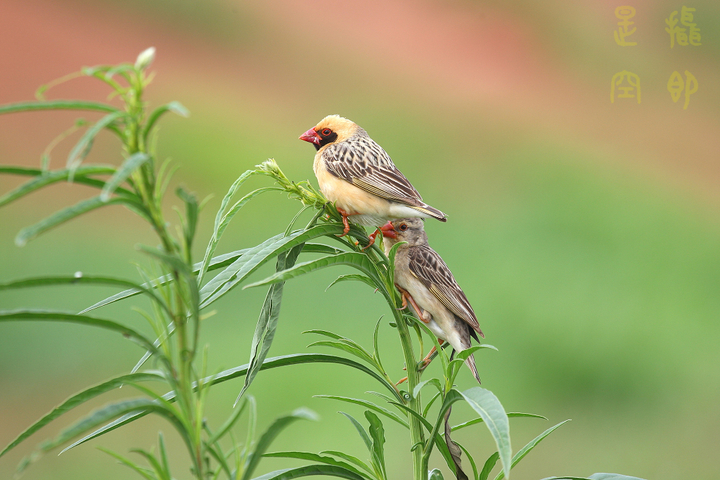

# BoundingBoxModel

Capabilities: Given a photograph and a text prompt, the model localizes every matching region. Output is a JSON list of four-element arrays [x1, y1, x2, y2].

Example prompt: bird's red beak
[[299, 127, 321, 145], [380, 221, 397, 239]]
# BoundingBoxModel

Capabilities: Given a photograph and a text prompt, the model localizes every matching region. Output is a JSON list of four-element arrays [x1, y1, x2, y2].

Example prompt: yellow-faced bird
[[299, 115, 446, 246]]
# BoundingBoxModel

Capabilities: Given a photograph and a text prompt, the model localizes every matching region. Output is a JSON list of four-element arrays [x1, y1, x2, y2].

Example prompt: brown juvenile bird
[[381, 218, 483, 382], [299, 115, 446, 245]]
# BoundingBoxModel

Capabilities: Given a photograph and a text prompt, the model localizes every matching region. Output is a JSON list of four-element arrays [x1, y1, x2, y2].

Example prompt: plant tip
[[135, 47, 156, 71]]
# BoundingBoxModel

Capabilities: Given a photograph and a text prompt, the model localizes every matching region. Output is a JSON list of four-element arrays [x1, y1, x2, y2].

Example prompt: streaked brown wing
[[408, 245, 482, 335], [323, 135, 425, 207]]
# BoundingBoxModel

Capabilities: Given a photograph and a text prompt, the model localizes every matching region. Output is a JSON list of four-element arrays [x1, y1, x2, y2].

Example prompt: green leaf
[[243, 252, 383, 293], [321, 451, 375, 477], [429, 469, 444, 480], [157, 432, 171, 480], [97, 447, 157, 480], [0, 165, 129, 207], [137, 245, 200, 325], [588, 475, 647, 480], [15, 195, 144, 247], [208, 396, 249, 445], [412, 379, 443, 400], [100, 153, 150, 201], [236, 243, 303, 405], [451, 412, 547, 432], [200, 223, 344, 308], [79, 248, 250, 314], [250, 465, 366, 480], [0, 371, 164, 459], [240, 408, 318, 480], [493, 420, 570, 480], [0, 310, 159, 355], [390, 401, 457, 476], [459, 387, 511, 480], [63, 353, 402, 451], [339, 412, 372, 453], [131, 448, 170, 480], [34, 398, 186, 459], [0, 100, 119, 115], [365, 411, 386, 480], [197, 168, 279, 285], [176, 186, 199, 250], [306, 341, 376, 368], [0, 274, 172, 318], [143, 101, 189, 142], [303, 243, 344, 255], [454, 441, 478, 480], [325, 274, 377, 292], [263, 452, 372, 480], [313, 396, 408, 428], [67, 111, 127, 170], [479, 452, 499, 480]]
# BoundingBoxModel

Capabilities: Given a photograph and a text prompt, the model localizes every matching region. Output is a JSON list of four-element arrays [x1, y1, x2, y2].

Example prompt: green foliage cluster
[[0, 50, 644, 480]]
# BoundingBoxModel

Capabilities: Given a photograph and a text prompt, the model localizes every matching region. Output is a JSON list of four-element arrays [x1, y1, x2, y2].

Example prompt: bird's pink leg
[[418, 340, 445, 371], [396, 285, 431, 323], [361, 227, 382, 251], [335, 207, 354, 237]]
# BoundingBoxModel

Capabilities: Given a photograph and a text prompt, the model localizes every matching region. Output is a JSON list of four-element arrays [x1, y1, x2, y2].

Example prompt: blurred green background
[[1, 0, 719, 479]]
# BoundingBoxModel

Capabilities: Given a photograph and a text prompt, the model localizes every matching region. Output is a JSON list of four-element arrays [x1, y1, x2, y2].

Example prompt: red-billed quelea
[[299, 115, 446, 245], [381, 218, 483, 382]]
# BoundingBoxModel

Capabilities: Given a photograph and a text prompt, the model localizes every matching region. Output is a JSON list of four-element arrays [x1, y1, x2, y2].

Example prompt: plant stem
[[393, 307, 426, 480]]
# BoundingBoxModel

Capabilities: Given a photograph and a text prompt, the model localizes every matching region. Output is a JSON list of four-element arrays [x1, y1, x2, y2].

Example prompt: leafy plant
[[0, 50, 645, 480]]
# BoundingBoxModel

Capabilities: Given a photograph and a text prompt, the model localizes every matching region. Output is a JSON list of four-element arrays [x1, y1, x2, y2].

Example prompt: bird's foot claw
[[361, 227, 382, 251]]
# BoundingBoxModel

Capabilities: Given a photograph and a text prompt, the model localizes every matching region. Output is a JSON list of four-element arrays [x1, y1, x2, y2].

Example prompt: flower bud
[[135, 47, 156, 71]]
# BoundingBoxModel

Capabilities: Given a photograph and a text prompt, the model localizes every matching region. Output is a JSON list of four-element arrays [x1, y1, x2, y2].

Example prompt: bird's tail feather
[[465, 354, 481, 384], [411, 204, 447, 222]]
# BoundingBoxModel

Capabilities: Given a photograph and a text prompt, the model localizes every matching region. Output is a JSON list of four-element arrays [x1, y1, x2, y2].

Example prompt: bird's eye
[[399, 223, 408, 231], [321, 128, 332, 136]]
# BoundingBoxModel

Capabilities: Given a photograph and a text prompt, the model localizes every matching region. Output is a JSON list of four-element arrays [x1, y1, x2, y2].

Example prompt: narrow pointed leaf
[[0, 372, 164, 458], [143, 101, 189, 141], [200, 223, 344, 308], [101, 153, 150, 201], [79, 248, 250, 314], [15, 195, 143, 247], [325, 274, 377, 292], [588, 475, 647, 480], [0, 310, 159, 354], [43, 398, 187, 456], [479, 452, 500, 480], [451, 412, 547, 432], [0, 275, 171, 318], [321, 451, 374, 477], [493, 420, 571, 480], [237, 243, 303, 404], [250, 465, 365, 480], [0, 100, 118, 114], [240, 408, 318, 480], [67, 111, 127, 169], [365, 411, 386, 479], [243, 252, 382, 292], [0, 165, 128, 207], [314, 396, 408, 428], [97, 447, 157, 480], [64, 353, 402, 451], [339, 412, 372, 453], [263, 452, 371, 480]]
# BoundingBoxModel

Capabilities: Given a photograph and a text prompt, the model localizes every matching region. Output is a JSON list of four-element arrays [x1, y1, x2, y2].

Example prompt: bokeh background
[[1, 0, 719, 479]]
